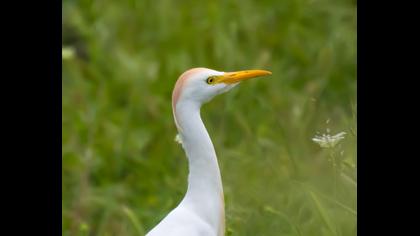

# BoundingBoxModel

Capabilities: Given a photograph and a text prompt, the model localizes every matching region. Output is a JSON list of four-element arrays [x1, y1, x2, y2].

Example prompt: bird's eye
[[206, 76, 216, 85]]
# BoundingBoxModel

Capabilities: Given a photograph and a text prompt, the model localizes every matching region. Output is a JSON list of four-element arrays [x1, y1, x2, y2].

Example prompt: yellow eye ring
[[206, 76, 216, 84]]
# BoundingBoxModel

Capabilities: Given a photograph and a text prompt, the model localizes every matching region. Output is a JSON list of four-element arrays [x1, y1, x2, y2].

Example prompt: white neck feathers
[[174, 100, 225, 236]]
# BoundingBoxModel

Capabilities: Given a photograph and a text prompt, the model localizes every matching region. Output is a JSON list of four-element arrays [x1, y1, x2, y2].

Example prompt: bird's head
[[172, 67, 271, 108], [172, 67, 271, 130]]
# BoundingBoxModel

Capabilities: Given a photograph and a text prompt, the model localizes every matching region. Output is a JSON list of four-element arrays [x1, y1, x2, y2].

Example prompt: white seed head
[[312, 132, 346, 148]]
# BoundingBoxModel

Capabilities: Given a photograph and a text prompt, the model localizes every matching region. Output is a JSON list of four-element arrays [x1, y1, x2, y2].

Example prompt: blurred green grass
[[62, 0, 356, 235]]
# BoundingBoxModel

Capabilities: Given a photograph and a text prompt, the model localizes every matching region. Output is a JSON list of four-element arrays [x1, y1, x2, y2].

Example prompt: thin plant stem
[[330, 149, 340, 236]]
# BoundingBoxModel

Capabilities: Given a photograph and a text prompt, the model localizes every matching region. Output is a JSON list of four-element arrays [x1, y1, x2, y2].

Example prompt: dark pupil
[[208, 78, 213, 83]]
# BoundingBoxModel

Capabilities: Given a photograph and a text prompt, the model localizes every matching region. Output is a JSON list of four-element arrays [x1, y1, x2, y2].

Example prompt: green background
[[62, 0, 356, 235]]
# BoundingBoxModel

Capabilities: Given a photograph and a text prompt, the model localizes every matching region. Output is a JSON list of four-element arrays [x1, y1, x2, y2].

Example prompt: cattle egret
[[146, 68, 272, 236]]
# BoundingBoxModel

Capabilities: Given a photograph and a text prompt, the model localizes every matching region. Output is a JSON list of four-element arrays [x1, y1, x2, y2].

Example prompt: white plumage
[[146, 68, 271, 236]]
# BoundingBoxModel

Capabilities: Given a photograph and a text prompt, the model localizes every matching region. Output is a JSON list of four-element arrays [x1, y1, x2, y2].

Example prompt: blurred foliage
[[62, 0, 356, 235]]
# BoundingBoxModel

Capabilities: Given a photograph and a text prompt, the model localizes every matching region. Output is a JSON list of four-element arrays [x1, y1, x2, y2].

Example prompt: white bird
[[146, 68, 272, 236]]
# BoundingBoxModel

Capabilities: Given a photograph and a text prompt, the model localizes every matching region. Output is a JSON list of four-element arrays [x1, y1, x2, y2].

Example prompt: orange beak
[[215, 69, 272, 84]]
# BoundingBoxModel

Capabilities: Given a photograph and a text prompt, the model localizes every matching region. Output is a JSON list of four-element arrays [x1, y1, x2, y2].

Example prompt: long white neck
[[174, 100, 225, 236]]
